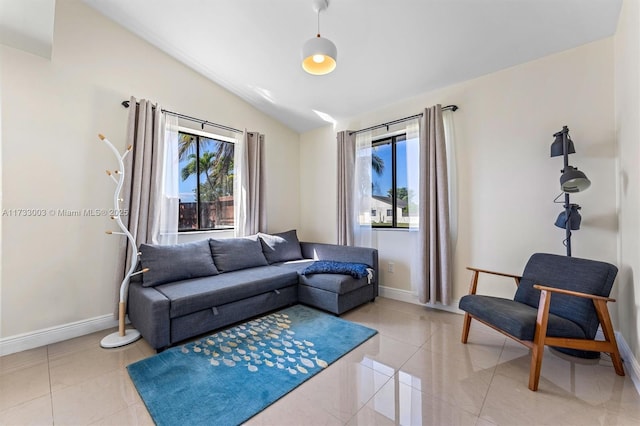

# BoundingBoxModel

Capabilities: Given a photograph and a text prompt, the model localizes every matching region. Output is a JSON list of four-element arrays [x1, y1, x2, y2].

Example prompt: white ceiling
[[83, 0, 622, 133], [0, 0, 55, 59]]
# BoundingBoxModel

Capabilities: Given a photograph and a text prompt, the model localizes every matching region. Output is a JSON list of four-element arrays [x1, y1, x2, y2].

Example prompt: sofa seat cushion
[[299, 273, 369, 295], [275, 259, 371, 295], [272, 259, 315, 273], [459, 294, 586, 341], [155, 266, 298, 318]]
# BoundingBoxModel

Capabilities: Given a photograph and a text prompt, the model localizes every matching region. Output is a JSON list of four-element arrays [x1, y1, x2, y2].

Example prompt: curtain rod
[[121, 100, 243, 134], [350, 104, 458, 135]]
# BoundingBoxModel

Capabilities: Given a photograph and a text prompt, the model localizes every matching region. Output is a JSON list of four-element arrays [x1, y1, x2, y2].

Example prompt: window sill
[[178, 228, 234, 235]]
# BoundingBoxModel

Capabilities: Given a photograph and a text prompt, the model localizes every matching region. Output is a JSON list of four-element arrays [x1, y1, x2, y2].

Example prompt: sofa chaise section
[[297, 242, 378, 315]]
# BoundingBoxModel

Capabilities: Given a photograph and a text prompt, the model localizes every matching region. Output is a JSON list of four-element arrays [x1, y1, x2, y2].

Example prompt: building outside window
[[370, 134, 417, 228]]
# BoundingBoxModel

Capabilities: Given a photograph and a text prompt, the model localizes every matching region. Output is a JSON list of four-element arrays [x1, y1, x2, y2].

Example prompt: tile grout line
[[344, 305, 423, 426], [46, 345, 55, 426], [345, 370, 395, 425], [474, 337, 507, 425]]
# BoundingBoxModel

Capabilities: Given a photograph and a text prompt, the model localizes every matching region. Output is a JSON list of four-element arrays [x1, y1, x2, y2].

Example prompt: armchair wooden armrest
[[465, 266, 522, 295], [533, 284, 616, 302]]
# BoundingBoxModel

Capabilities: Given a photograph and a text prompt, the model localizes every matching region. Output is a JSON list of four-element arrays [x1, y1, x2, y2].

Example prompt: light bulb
[[313, 54, 325, 63]]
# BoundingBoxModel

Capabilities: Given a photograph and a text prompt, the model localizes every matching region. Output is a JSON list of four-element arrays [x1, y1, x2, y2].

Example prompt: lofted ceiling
[[0, 0, 55, 59], [83, 0, 622, 133]]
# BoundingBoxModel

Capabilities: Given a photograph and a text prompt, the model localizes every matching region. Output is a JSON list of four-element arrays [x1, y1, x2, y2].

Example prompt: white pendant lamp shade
[[302, 35, 337, 75], [302, 0, 336, 75]]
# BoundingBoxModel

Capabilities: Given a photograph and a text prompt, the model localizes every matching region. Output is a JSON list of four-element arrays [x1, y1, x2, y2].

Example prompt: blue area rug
[[127, 304, 377, 426]]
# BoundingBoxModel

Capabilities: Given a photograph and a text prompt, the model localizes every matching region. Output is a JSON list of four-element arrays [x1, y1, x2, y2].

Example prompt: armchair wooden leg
[[594, 299, 625, 376], [529, 342, 545, 391], [461, 270, 480, 344], [529, 289, 551, 391], [461, 313, 472, 343]]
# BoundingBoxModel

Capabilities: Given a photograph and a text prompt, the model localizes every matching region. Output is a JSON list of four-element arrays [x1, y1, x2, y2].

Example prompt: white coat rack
[[98, 133, 146, 348]]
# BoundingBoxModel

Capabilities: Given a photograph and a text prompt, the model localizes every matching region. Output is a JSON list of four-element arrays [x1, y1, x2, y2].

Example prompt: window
[[178, 131, 235, 231], [371, 134, 417, 228]]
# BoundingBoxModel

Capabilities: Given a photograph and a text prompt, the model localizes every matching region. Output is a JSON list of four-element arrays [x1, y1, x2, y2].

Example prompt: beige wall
[[0, 0, 300, 337], [300, 38, 617, 305], [1, 0, 635, 363], [614, 0, 640, 366]]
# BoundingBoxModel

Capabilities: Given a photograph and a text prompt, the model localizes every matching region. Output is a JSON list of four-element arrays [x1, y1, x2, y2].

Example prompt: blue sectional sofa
[[127, 230, 378, 351]]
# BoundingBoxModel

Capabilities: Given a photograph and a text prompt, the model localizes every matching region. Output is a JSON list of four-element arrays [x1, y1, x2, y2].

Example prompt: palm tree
[[372, 152, 384, 176], [180, 139, 235, 228], [178, 133, 197, 161], [388, 187, 409, 201], [181, 152, 217, 189], [370, 149, 385, 197], [210, 141, 234, 196]]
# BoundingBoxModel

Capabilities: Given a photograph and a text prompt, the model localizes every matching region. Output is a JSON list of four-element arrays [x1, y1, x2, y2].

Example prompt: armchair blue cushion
[[459, 295, 586, 342]]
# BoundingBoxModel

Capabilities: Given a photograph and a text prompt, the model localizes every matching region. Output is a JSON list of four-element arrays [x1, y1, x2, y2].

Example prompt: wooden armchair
[[458, 253, 624, 391]]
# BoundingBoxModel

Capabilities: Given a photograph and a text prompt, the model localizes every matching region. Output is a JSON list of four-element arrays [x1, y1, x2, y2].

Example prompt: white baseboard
[[379, 285, 463, 314], [380, 285, 640, 396], [0, 314, 118, 356], [616, 331, 640, 395]]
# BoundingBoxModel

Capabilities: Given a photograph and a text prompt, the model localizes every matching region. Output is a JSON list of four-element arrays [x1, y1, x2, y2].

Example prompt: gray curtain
[[241, 131, 266, 235], [112, 97, 164, 308], [417, 105, 451, 304], [336, 130, 356, 245]]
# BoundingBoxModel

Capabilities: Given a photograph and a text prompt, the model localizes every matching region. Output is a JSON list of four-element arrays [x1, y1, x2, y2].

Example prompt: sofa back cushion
[[209, 236, 269, 272], [140, 240, 219, 287], [258, 230, 303, 264]]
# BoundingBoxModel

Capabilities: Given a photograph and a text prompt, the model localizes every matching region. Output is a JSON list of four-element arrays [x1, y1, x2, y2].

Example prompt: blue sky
[[179, 176, 197, 202], [372, 140, 407, 197]]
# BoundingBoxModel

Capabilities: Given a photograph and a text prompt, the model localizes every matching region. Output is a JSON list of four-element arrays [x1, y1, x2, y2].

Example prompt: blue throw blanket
[[301, 260, 370, 279]]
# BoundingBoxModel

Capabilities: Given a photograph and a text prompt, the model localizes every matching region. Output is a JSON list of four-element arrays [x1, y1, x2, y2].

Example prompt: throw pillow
[[209, 236, 269, 272], [140, 240, 219, 287], [258, 229, 303, 264]]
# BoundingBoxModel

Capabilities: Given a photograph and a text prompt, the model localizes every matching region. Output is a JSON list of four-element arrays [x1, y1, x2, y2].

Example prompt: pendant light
[[302, 0, 337, 75]]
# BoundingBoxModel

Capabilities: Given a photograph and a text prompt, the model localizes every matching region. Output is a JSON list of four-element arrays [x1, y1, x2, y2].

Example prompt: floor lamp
[[98, 134, 145, 348], [550, 126, 591, 256]]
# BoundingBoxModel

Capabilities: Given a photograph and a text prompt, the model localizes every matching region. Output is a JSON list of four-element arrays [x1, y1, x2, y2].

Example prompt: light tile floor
[[1, 297, 639, 425]]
